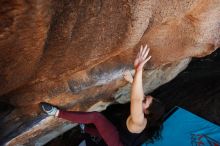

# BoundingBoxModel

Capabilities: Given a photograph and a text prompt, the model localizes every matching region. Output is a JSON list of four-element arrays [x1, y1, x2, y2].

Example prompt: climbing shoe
[[40, 102, 58, 116], [79, 123, 85, 133]]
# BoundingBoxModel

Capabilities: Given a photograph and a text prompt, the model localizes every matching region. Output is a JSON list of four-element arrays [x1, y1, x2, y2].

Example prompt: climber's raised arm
[[126, 44, 151, 133]]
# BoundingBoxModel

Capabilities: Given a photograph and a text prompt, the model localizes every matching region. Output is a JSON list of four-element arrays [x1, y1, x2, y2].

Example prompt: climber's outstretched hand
[[134, 44, 151, 71]]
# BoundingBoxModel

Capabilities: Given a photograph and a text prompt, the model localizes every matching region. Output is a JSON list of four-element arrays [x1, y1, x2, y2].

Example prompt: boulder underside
[[0, 0, 220, 145]]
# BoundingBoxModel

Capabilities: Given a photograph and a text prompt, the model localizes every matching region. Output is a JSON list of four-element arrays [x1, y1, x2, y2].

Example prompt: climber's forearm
[[131, 69, 144, 101], [129, 69, 145, 126]]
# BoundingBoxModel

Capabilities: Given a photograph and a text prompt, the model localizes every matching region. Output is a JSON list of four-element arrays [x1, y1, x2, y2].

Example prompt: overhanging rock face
[[0, 0, 220, 145]]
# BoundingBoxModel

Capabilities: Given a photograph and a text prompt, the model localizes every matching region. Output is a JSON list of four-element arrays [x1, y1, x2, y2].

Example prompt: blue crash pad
[[142, 107, 220, 146]]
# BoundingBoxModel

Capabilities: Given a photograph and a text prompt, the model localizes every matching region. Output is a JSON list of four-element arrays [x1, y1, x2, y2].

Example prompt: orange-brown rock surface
[[0, 0, 220, 145]]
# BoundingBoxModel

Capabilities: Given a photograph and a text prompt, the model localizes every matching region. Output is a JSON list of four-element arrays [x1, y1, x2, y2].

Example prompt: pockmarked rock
[[0, 0, 219, 145]]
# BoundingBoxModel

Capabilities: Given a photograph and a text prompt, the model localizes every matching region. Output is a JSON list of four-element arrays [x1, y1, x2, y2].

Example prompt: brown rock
[[0, 0, 220, 145], [0, 0, 52, 95]]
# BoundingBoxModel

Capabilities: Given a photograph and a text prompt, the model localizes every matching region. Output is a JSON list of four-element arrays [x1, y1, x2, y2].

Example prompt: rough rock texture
[[0, 0, 220, 145], [46, 48, 220, 146]]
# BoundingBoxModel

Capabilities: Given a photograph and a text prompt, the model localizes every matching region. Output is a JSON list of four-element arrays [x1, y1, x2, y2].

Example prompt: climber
[[40, 44, 165, 146]]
